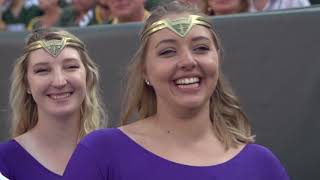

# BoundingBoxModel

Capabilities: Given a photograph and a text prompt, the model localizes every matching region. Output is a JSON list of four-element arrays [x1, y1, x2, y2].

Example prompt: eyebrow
[[63, 58, 80, 63], [155, 36, 211, 48], [32, 62, 49, 68], [31, 58, 80, 67], [191, 36, 211, 42], [155, 39, 177, 48]]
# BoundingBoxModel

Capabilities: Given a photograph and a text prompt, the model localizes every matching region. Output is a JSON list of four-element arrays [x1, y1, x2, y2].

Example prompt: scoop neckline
[[115, 128, 249, 169]]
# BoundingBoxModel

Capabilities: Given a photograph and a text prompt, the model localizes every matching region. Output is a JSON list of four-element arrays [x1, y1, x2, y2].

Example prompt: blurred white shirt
[[249, 0, 311, 12], [0, 172, 9, 180]]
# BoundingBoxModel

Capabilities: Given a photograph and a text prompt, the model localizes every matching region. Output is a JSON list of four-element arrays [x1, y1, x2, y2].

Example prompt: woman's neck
[[14, 112, 81, 175], [31, 111, 81, 147], [152, 101, 215, 142]]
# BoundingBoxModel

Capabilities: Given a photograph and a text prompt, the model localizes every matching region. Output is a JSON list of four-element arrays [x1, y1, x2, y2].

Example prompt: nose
[[177, 49, 197, 71], [51, 69, 67, 88]]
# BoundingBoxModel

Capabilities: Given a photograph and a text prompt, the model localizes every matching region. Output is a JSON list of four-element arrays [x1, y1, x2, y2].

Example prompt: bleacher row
[[0, 0, 319, 32]]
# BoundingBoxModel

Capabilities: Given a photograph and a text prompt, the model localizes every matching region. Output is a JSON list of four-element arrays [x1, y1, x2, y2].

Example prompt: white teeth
[[50, 93, 71, 100], [175, 77, 200, 85]]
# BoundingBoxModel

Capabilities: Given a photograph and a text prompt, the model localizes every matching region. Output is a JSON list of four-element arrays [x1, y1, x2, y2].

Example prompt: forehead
[[28, 47, 82, 65]]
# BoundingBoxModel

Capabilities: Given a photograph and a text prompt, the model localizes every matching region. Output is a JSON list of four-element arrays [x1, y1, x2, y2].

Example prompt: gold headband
[[25, 36, 85, 57], [141, 15, 212, 41]]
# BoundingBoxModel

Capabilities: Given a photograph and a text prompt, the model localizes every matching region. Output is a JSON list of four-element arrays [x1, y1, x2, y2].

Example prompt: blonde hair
[[10, 28, 106, 138], [121, 1, 254, 149]]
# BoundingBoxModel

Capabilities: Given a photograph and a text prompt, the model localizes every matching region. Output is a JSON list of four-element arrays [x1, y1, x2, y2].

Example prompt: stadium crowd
[[0, 0, 316, 31]]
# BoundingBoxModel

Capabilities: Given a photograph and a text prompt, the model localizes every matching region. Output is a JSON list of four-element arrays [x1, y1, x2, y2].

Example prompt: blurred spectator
[[95, 0, 112, 24], [179, 0, 210, 14], [59, 0, 100, 27], [0, 0, 9, 30], [107, 0, 150, 24], [1, 0, 41, 31], [145, 0, 161, 10], [27, 0, 62, 30], [310, 0, 320, 4], [248, 0, 310, 12], [208, 0, 249, 15]]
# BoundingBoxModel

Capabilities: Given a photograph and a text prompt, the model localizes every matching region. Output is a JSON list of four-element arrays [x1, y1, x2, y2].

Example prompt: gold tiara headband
[[25, 36, 85, 57], [141, 15, 212, 41]]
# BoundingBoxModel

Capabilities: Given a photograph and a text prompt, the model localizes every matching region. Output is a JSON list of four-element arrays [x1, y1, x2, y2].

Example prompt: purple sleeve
[[268, 151, 290, 180], [254, 144, 290, 180], [63, 144, 106, 180]]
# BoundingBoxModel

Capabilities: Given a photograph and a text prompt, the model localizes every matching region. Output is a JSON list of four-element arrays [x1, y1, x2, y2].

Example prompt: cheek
[[77, 71, 87, 90], [146, 60, 173, 84], [27, 74, 45, 94], [200, 55, 219, 77]]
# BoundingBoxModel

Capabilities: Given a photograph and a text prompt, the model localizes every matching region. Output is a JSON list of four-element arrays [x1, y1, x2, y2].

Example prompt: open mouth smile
[[174, 77, 201, 89], [48, 92, 73, 100]]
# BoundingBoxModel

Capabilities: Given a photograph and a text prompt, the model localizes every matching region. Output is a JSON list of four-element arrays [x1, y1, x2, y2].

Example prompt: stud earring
[[145, 79, 151, 85]]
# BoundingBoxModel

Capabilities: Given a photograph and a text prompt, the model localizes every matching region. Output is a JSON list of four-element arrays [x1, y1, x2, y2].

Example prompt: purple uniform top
[[0, 140, 63, 180], [64, 128, 290, 180]]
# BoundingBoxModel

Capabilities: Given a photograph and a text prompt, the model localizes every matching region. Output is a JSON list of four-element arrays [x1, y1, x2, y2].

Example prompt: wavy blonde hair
[[10, 28, 106, 138], [121, 1, 254, 149]]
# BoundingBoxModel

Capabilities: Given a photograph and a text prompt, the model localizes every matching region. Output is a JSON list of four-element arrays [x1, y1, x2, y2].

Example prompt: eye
[[34, 68, 49, 74], [158, 48, 176, 57], [193, 45, 210, 54], [65, 64, 80, 71]]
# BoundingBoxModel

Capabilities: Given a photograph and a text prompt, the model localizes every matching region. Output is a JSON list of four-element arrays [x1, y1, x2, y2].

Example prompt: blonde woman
[[64, 1, 289, 180], [0, 28, 106, 179]]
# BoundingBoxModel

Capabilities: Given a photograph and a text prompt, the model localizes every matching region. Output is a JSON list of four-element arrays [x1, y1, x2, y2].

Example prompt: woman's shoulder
[[0, 140, 19, 179], [244, 143, 280, 160], [0, 140, 18, 155], [79, 128, 127, 151], [240, 143, 289, 179], [65, 128, 130, 177]]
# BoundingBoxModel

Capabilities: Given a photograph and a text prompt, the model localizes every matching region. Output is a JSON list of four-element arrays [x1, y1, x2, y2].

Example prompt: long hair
[[10, 28, 106, 138], [121, 1, 254, 149]]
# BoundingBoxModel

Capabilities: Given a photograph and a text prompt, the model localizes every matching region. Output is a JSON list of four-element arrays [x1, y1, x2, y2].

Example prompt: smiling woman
[[63, 1, 289, 180], [0, 28, 106, 179]]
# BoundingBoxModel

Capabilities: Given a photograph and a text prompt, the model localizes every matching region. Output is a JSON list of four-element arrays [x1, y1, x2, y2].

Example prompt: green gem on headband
[[25, 36, 85, 57], [141, 15, 213, 41]]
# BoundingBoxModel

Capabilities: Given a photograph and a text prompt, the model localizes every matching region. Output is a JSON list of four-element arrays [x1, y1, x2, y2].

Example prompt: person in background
[[309, 0, 320, 4], [63, 1, 289, 180], [179, 0, 210, 14], [248, 0, 310, 12], [0, 28, 106, 179], [1, 0, 41, 31], [0, 0, 8, 31], [207, 0, 249, 15], [95, 0, 113, 24], [107, 0, 150, 24], [59, 0, 99, 27], [27, 0, 62, 30]]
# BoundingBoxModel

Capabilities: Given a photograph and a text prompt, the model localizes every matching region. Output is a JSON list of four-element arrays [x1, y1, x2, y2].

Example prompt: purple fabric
[[64, 128, 290, 180], [0, 140, 63, 180]]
